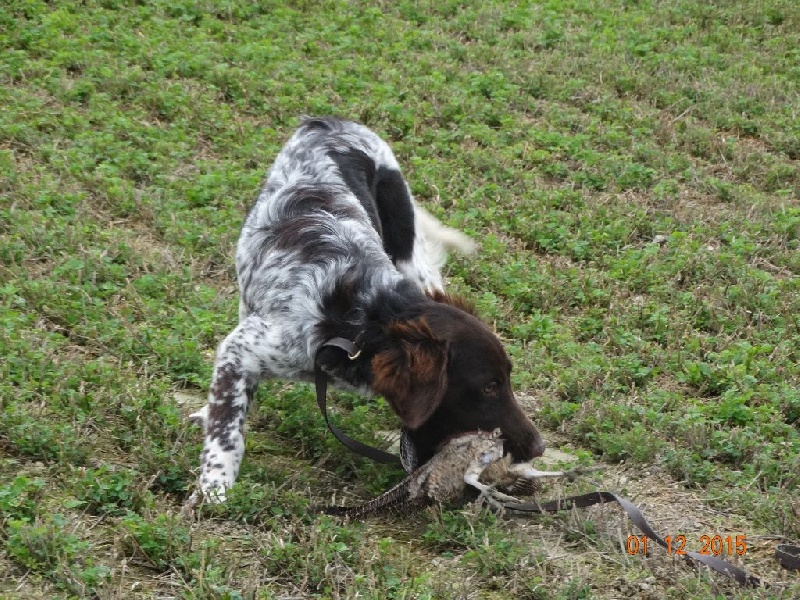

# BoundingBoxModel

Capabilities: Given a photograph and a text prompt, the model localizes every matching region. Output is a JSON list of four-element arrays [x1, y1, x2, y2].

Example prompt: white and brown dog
[[190, 117, 544, 502]]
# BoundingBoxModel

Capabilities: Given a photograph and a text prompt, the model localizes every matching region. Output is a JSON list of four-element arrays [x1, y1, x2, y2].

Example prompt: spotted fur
[[189, 117, 543, 504]]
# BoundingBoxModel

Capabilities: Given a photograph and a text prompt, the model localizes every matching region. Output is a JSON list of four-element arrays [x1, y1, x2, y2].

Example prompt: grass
[[1, 0, 798, 597]]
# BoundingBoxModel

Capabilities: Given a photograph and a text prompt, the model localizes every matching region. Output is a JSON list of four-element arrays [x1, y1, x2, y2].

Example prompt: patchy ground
[[2, 0, 799, 598]]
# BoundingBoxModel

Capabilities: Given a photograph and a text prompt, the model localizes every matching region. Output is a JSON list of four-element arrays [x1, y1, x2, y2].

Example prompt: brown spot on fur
[[425, 290, 477, 316], [371, 318, 448, 429]]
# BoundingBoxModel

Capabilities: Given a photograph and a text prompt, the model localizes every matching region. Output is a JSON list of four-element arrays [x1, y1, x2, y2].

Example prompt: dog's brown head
[[371, 293, 545, 466]]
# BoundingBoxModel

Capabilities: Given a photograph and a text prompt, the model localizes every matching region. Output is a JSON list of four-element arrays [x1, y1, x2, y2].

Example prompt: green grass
[[1, 0, 798, 597]]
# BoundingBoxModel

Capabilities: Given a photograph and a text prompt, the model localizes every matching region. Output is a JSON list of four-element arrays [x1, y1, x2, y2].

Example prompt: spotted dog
[[189, 117, 545, 503]]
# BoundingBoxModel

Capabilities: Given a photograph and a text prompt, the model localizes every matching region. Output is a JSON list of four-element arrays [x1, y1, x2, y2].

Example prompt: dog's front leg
[[190, 316, 270, 503]]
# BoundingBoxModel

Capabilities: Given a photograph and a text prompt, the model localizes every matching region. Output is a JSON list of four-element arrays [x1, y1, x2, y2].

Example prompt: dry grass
[[1, 0, 798, 597]]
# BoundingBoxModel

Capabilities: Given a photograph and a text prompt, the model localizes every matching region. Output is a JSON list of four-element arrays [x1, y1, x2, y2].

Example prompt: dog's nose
[[529, 425, 546, 458], [505, 426, 546, 462], [531, 435, 546, 458]]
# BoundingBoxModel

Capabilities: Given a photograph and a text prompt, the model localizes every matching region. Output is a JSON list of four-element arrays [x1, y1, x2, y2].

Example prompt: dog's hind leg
[[190, 316, 271, 504]]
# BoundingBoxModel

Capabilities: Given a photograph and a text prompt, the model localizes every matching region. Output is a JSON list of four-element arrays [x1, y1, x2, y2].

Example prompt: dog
[[189, 117, 545, 502]]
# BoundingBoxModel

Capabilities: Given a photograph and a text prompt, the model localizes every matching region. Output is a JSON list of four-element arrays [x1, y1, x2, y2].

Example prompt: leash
[[776, 543, 800, 571], [314, 337, 402, 466], [314, 340, 800, 584]]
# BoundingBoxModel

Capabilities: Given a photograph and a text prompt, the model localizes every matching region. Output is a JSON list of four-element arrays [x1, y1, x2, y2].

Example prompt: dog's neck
[[315, 278, 429, 386]]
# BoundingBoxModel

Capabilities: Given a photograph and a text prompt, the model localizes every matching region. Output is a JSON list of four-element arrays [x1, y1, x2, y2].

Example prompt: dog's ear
[[371, 318, 448, 430]]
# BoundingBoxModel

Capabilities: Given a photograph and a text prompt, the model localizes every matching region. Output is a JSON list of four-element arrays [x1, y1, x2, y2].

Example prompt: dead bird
[[322, 430, 603, 519]]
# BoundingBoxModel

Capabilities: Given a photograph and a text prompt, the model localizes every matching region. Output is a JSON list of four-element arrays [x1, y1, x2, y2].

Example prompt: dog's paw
[[180, 485, 226, 518], [200, 483, 228, 504], [198, 442, 241, 505]]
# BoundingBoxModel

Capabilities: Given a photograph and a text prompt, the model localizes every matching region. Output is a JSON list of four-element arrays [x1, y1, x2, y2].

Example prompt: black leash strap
[[504, 491, 769, 587], [776, 543, 800, 571], [315, 338, 402, 466]]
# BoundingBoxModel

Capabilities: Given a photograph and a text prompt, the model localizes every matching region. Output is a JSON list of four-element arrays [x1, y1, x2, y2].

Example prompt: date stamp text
[[626, 534, 747, 556]]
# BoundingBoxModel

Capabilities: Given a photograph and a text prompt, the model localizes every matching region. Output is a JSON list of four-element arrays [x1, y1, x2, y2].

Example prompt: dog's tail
[[414, 207, 477, 270]]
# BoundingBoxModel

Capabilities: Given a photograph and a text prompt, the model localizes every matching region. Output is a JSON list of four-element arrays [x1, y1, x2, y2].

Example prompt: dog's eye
[[482, 381, 499, 396]]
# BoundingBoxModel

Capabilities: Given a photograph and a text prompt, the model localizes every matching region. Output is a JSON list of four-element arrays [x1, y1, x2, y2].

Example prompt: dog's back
[[235, 117, 473, 370]]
